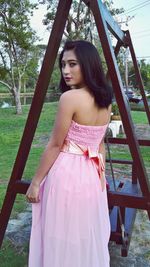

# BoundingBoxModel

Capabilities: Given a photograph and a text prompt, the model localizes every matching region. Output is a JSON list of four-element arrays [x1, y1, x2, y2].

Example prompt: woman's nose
[[63, 64, 70, 74]]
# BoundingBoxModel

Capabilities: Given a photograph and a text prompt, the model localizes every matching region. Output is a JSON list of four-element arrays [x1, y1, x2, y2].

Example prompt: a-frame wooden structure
[[0, 0, 150, 257]]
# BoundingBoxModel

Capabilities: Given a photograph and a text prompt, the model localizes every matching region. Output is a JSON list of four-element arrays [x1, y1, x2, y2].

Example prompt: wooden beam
[[89, 0, 150, 197], [108, 191, 150, 210], [110, 206, 137, 257], [105, 138, 150, 146], [7, 180, 150, 211], [83, 0, 127, 44]]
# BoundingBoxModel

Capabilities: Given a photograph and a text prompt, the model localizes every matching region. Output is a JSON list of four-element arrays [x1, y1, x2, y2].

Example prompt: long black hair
[[59, 40, 113, 108]]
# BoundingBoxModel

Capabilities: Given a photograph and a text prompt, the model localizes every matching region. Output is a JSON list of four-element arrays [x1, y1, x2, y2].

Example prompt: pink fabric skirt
[[28, 152, 111, 267]]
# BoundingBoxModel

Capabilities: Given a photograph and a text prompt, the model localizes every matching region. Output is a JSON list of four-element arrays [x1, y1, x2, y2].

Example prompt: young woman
[[26, 40, 113, 267]]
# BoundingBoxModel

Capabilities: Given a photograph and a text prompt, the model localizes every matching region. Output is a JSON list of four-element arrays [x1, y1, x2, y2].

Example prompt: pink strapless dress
[[28, 120, 111, 267]]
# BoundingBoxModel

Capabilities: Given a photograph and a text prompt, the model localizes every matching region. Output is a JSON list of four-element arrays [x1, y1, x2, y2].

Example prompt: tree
[[42, 0, 95, 42], [139, 60, 150, 91], [37, 0, 125, 90], [117, 52, 150, 92], [128, 60, 150, 91], [0, 0, 38, 114], [41, 0, 124, 42], [23, 44, 46, 92]]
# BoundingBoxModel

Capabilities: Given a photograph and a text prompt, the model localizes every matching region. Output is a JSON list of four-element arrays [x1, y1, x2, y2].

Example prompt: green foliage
[[117, 49, 150, 91], [139, 60, 150, 90], [43, 0, 94, 41], [128, 59, 149, 89], [0, 0, 40, 113], [42, 0, 125, 42], [22, 45, 44, 91], [0, 83, 8, 92], [104, 1, 124, 16], [0, 66, 9, 80], [49, 57, 60, 90], [112, 102, 120, 115]]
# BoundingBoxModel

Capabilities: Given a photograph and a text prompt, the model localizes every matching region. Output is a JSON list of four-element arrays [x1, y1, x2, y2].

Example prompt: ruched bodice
[[65, 120, 108, 149]]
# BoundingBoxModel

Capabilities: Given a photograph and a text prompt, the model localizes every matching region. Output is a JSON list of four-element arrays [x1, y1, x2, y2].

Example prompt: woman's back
[[69, 88, 111, 126]]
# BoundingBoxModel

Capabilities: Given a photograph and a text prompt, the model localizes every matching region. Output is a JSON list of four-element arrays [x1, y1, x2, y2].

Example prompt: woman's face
[[61, 50, 85, 89]]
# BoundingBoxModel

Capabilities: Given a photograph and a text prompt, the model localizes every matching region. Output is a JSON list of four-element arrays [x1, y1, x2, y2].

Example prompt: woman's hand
[[26, 182, 40, 203]]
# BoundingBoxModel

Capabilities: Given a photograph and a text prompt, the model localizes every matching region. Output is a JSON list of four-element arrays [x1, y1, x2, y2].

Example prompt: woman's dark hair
[[59, 40, 113, 108]]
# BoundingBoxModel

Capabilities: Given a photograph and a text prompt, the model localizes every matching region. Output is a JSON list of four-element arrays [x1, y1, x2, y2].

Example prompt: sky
[[30, 0, 150, 63], [112, 0, 150, 62]]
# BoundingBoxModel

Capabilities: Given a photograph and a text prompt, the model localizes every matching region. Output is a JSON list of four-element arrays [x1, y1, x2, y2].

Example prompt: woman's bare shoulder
[[60, 89, 79, 98], [59, 90, 75, 102], [60, 89, 86, 104]]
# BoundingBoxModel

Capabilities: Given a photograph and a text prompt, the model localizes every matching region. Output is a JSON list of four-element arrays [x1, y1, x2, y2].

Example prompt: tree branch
[[0, 80, 12, 92]]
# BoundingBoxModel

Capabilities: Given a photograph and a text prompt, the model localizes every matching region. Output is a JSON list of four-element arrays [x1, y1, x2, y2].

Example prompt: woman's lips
[[64, 77, 72, 81]]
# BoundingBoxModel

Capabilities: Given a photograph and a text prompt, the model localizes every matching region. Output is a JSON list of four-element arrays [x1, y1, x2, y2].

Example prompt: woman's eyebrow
[[61, 59, 78, 63]]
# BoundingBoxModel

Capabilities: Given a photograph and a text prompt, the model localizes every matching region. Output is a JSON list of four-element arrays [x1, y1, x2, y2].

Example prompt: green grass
[[0, 240, 28, 267], [108, 146, 150, 169], [0, 102, 58, 266], [131, 110, 149, 124], [0, 102, 58, 214]]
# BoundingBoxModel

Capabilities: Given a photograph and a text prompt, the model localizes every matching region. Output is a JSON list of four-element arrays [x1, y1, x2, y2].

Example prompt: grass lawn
[[131, 110, 149, 124], [0, 240, 28, 267], [0, 102, 58, 209], [0, 103, 149, 265]]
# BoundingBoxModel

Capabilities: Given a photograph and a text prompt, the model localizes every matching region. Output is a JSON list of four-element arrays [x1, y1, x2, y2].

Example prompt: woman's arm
[[26, 91, 76, 203]]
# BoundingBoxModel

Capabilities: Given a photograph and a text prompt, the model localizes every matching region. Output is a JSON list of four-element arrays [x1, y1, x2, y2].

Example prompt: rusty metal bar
[[114, 40, 122, 57], [125, 30, 150, 124], [106, 137, 150, 146], [105, 137, 150, 146], [106, 159, 133, 164], [0, 0, 72, 248], [6, 180, 150, 211], [108, 191, 150, 210], [132, 162, 138, 184], [106, 40, 122, 80], [89, 0, 150, 197], [83, 0, 126, 44]]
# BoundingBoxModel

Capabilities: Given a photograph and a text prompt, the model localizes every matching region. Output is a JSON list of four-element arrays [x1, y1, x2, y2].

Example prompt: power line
[[137, 56, 150, 58], [124, 0, 150, 12], [132, 29, 150, 35], [124, 1, 150, 15], [132, 34, 150, 39], [129, 56, 150, 59], [115, 0, 150, 15]]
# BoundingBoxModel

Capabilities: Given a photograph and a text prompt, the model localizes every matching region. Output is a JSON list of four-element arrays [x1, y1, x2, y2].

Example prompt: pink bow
[[61, 140, 106, 190]]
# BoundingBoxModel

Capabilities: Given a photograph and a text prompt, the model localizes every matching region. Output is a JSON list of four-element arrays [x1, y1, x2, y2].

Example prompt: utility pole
[[124, 47, 129, 92]]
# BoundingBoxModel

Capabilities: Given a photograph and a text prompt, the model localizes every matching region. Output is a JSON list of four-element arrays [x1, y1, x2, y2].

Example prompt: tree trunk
[[14, 90, 22, 114]]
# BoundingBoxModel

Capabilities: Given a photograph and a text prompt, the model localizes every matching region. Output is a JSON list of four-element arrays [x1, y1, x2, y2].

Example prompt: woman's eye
[[70, 63, 76, 67], [62, 63, 66, 68]]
